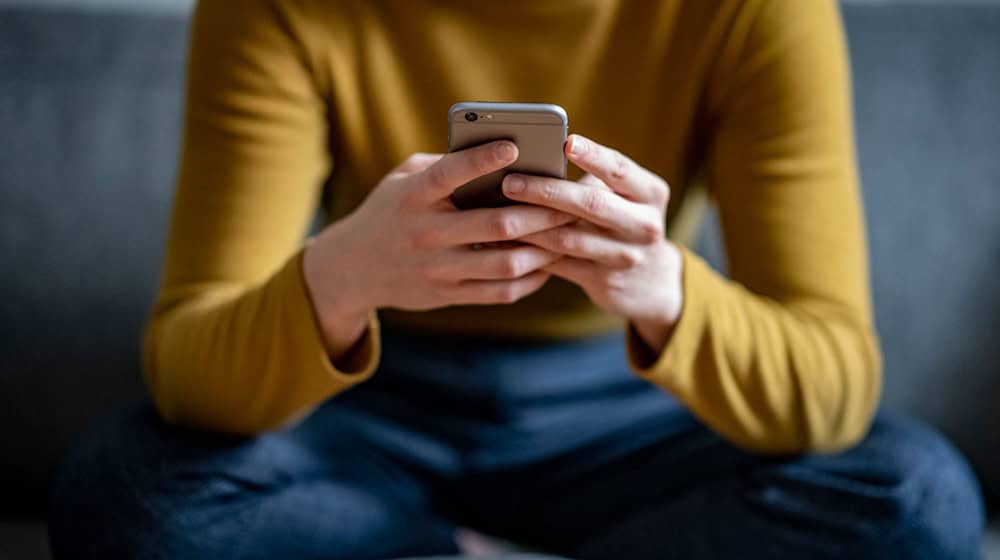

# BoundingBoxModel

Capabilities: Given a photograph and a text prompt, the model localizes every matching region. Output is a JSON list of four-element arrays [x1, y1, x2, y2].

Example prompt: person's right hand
[[303, 140, 574, 355]]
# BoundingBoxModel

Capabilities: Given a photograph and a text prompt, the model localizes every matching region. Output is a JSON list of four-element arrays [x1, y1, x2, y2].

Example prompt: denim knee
[[47, 402, 275, 559], [738, 414, 984, 559], [842, 415, 984, 559], [49, 402, 158, 558], [47, 401, 461, 560]]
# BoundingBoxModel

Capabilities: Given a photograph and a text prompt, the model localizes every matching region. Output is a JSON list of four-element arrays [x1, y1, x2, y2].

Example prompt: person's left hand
[[502, 134, 685, 353]]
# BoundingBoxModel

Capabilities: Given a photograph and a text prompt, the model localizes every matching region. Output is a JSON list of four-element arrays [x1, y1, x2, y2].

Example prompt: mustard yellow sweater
[[144, 0, 881, 452]]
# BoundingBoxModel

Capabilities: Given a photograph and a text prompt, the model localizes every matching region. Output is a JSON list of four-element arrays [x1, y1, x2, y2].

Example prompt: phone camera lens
[[465, 112, 478, 122]]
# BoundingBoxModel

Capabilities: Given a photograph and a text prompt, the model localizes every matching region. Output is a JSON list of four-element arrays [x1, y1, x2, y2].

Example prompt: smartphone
[[448, 102, 568, 210]]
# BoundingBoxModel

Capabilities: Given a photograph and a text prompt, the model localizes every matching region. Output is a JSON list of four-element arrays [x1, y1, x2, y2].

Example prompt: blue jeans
[[49, 330, 984, 559]]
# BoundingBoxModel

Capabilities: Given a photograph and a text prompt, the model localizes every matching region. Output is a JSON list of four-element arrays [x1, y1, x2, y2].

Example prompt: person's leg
[[49, 401, 460, 560], [488, 412, 984, 559], [395, 327, 984, 559]]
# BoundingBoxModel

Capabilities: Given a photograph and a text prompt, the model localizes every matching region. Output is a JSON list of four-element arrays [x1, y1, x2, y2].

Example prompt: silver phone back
[[448, 102, 567, 209]]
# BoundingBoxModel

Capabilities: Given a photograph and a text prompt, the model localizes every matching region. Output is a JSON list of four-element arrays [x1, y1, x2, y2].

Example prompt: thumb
[[409, 140, 518, 203]]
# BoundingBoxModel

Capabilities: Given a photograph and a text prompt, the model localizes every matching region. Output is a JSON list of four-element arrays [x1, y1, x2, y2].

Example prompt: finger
[[430, 245, 562, 281], [565, 135, 668, 204], [392, 153, 444, 176], [502, 174, 663, 243], [578, 173, 612, 190], [520, 224, 641, 268], [410, 140, 518, 203], [449, 271, 551, 306], [416, 205, 576, 247], [543, 257, 599, 287]]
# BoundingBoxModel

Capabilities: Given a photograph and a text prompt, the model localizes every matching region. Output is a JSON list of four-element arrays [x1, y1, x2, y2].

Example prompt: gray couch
[[1, 3, 998, 559]]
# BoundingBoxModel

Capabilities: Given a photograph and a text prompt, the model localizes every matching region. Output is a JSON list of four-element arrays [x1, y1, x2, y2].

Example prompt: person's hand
[[503, 134, 684, 354], [303, 140, 576, 357]]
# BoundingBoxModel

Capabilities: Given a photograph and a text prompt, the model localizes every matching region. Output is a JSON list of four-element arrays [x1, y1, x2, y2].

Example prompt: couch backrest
[[1, 3, 998, 512], [0, 8, 188, 511], [852, 4, 1000, 504]]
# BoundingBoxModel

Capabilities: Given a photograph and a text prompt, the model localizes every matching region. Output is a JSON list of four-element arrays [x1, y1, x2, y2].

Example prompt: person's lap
[[49, 330, 985, 559], [465, 413, 983, 559]]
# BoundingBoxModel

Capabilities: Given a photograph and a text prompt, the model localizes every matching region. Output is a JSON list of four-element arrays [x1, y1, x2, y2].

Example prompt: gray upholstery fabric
[[852, 5, 1000, 502], [0, 1, 997, 548], [0, 8, 187, 510]]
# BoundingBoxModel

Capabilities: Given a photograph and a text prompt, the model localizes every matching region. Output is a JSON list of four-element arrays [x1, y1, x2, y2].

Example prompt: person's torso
[[305, 0, 738, 338]]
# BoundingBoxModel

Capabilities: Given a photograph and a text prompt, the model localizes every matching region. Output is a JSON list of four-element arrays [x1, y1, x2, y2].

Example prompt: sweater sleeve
[[626, 0, 881, 453], [143, 0, 380, 435]]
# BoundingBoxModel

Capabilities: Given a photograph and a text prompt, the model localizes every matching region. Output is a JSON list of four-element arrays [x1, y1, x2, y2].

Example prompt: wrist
[[630, 241, 684, 355], [631, 316, 676, 357], [304, 219, 380, 317], [302, 232, 376, 358]]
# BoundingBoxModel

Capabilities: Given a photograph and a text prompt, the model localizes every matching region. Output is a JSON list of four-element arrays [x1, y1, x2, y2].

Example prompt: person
[[49, 0, 984, 558]]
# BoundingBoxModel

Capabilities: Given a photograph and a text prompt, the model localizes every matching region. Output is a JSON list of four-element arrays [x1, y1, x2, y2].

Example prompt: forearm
[[144, 138, 562, 434], [628, 249, 882, 454], [143, 250, 379, 435]]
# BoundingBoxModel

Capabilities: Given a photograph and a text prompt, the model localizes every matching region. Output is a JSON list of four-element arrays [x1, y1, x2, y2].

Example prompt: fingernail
[[495, 141, 516, 160], [505, 176, 525, 193], [570, 136, 589, 156]]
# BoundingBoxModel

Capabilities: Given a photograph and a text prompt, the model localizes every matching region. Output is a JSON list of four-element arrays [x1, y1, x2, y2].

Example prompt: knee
[[48, 402, 254, 558], [48, 402, 160, 557], [852, 415, 985, 558]]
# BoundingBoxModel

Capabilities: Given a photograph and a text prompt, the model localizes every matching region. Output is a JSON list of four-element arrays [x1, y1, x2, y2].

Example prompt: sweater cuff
[[283, 248, 381, 387], [626, 246, 715, 386]]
